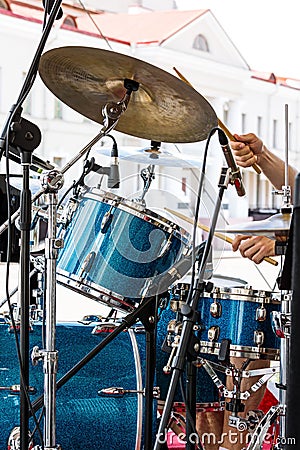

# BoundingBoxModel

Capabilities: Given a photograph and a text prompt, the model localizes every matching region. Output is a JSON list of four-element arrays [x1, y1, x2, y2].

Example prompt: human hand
[[230, 133, 264, 168], [232, 234, 275, 264]]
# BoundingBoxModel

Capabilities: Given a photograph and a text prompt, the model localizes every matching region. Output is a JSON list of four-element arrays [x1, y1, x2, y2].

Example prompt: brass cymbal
[[96, 145, 204, 167], [38, 46, 217, 143], [217, 212, 291, 238]]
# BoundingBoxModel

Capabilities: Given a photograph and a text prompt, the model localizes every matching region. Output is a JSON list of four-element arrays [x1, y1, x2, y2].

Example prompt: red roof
[[1, 0, 299, 84], [252, 70, 300, 90]]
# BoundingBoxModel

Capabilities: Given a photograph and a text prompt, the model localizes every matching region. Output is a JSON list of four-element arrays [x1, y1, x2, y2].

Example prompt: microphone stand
[[154, 166, 232, 450], [0, 4, 63, 448]]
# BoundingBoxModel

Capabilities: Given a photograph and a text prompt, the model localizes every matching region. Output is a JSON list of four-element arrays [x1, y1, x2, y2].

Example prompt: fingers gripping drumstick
[[164, 207, 278, 267]]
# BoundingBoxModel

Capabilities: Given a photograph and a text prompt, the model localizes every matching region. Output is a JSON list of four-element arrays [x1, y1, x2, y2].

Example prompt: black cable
[[186, 126, 219, 305], [75, 0, 113, 51]]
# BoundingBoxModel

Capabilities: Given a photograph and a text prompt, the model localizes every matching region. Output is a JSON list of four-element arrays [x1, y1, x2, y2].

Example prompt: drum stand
[[154, 165, 234, 450], [30, 171, 64, 450], [1, 73, 140, 448]]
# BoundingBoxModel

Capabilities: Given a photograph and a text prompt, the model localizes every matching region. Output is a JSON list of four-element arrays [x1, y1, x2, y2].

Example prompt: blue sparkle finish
[[0, 322, 152, 449], [57, 189, 190, 307], [156, 301, 225, 404], [198, 287, 281, 359]]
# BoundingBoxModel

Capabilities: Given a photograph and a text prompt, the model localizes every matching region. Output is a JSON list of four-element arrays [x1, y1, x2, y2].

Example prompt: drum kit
[[0, 43, 294, 450]]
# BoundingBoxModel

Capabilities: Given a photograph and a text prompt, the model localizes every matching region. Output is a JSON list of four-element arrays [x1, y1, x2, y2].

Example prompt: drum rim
[[57, 270, 136, 313], [173, 283, 281, 304], [82, 188, 191, 245]]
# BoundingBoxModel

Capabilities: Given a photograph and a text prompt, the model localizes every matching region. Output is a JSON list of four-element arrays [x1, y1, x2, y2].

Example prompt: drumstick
[[164, 207, 278, 267], [173, 67, 261, 175]]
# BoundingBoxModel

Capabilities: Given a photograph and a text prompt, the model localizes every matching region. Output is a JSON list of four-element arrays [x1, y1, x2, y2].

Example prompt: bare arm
[[231, 133, 298, 200]]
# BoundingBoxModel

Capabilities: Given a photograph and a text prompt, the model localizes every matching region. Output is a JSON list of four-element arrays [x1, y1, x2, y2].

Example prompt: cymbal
[[38, 46, 217, 143], [96, 145, 204, 168], [217, 212, 291, 238]]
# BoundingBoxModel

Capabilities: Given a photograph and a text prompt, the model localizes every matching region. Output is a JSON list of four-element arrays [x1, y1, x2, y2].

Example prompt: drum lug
[[256, 304, 267, 322], [101, 208, 115, 233], [253, 330, 264, 346], [158, 234, 173, 258], [207, 326, 220, 342], [210, 301, 222, 318]]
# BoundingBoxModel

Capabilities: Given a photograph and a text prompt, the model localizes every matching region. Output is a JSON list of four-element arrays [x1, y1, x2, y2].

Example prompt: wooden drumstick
[[164, 207, 278, 267], [172, 67, 261, 175]]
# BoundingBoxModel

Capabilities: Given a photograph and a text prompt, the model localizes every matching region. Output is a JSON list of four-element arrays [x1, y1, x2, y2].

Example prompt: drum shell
[[198, 287, 281, 360], [0, 322, 148, 449]]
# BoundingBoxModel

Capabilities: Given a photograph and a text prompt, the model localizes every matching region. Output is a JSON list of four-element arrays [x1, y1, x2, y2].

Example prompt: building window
[[63, 15, 76, 28], [0, 0, 9, 10], [272, 119, 278, 148], [54, 99, 63, 119], [193, 34, 209, 52], [288, 122, 293, 151], [182, 177, 187, 195], [241, 113, 246, 133], [257, 116, 262, 136], [53, 156, 64, 167]]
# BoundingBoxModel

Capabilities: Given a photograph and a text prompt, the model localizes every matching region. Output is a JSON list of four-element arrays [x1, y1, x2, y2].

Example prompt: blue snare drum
[[0, 321, 149, 449], [57, 189, 190, 313], [197, 286, 281, 360]]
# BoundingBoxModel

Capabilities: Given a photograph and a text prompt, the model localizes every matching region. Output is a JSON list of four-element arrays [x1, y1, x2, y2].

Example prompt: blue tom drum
[[57, 188, 190, 313], [172, 280, 281, 360]]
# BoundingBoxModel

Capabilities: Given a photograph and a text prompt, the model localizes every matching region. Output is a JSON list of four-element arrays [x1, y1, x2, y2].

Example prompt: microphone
[[218, 128, 246, 197], [42, 0, 63, 20], [107, 140, 120, 189]]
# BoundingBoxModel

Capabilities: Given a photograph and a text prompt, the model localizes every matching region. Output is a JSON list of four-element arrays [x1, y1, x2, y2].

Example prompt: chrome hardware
[[158, 234, 173, 258], [77, 251, 96, 285], [163, 335, 181, 374], [101, 208, 115, 233], [253, 330, 264, 346], [256, 304, 267, 322], [210, 301, 222, 318], [271, 311, 291, 339], [208, 326, 220, 342], [170, 299, 185, 312], [98, 386, 160, 398]]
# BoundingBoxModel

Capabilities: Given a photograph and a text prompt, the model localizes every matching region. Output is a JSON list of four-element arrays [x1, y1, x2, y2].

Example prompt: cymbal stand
[[0, 78, 140, 238], [136, 164, 155, 204], [29, 80, 140, 449], [154, 166, 232, 450], [246, 292, 291, 449]]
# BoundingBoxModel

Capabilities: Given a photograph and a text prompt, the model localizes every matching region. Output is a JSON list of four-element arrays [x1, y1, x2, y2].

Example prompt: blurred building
[[0, 0, 299, 233]]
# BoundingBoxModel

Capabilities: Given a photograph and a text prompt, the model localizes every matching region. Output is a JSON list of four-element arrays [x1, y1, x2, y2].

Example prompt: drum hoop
[[199, 341, 280, 361], [57, 270, 136, 313], [83, 188, 191, 245], [174, 283, 281, 304]]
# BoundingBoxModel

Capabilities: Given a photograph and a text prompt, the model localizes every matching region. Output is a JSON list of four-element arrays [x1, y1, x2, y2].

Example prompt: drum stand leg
[[154, 166, 232, 450], [277, 292, 291, 446], [31, 172, 64, 450]]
